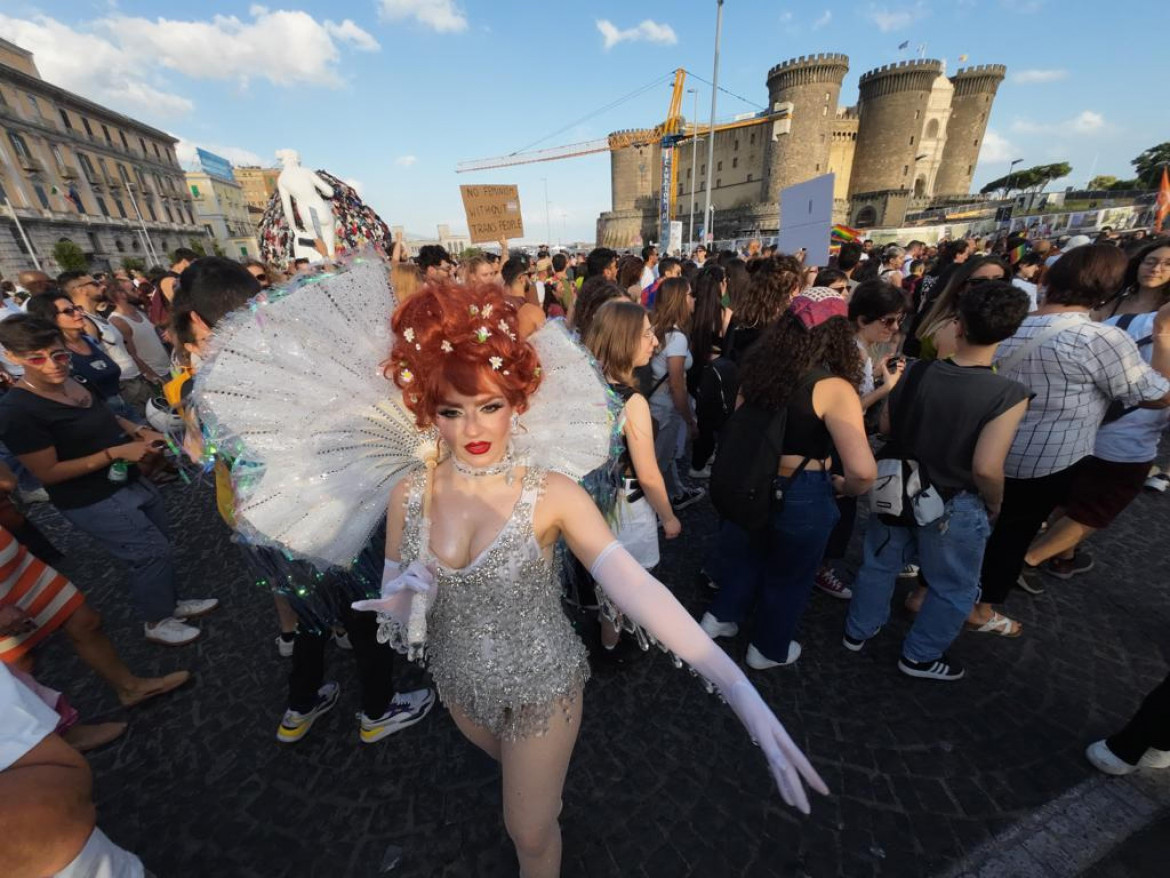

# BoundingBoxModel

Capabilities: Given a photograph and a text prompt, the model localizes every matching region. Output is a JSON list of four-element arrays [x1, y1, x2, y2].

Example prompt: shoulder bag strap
[[996, 315, 1080, 375]]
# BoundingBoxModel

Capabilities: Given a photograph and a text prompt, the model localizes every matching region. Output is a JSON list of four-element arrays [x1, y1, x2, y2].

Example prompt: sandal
[[964, 611, 1022, 637]]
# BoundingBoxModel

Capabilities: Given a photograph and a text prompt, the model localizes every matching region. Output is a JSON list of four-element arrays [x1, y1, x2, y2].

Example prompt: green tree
[[1132, 142, 1170, 187], [121, 256, 146, 272], [979, 162, 1072, 196], [1107, 178, 1140, 191], [1088, 175, 1117, 190], [51, 239, 88, 272], [461, 246, 484, 259]]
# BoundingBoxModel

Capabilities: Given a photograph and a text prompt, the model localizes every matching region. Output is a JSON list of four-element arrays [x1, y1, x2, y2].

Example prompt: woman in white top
[[648, 276, 703, 508]]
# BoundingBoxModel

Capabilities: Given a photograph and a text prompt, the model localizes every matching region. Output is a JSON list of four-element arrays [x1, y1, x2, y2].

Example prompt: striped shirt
[[994, 313, 1170, 479], [0, 527, 83, 663]]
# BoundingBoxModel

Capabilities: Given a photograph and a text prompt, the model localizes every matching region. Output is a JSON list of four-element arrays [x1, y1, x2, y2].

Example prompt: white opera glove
[[351, 559, 435, 656], [588, 540, 829, 813]]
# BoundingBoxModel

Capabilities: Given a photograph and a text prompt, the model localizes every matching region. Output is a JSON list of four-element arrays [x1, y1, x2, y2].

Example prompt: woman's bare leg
[[448, 702, 502, 762], [500, 691, 583, 878]]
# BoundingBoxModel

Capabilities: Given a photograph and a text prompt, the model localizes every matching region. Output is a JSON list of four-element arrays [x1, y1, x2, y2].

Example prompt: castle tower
[[934, 64, 1006, 196], [849, 59, 944, 197], [763, 53, 849, 205], [609, 130, 660, 212]]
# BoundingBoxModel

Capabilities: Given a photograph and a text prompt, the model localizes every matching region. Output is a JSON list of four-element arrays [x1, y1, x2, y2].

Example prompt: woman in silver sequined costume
[[357, 282, 828, 878]]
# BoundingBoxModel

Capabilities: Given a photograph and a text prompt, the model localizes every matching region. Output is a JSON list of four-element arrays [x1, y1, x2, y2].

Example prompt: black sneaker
[[1041, 550, 1094, 580], [671, 486, 706, 511], [842, 626, 878, 652], [898, 655, 965, 681], [1015, 564, 1045, 595], [698, 569, 719, 590]]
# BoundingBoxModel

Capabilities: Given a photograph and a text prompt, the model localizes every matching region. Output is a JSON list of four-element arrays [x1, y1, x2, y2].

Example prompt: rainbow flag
[[1156, 167, 1170, 233], [1010, 243, 1027, 264], [831, 224, 860, 243]]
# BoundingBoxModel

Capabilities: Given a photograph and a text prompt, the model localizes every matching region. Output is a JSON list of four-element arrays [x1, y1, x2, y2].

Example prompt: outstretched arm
[[541, 474, 829, 813]]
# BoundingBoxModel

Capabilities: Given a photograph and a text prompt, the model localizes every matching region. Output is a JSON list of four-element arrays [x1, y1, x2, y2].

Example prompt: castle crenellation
[[597, 52, 1005, 246]]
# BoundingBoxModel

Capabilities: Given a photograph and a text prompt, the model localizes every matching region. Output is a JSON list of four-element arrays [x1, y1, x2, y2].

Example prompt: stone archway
[[855, 205, 878, 228]]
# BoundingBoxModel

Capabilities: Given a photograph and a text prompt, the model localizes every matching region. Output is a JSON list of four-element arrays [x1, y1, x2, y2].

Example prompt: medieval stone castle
[[597, 55, 1006, 246]]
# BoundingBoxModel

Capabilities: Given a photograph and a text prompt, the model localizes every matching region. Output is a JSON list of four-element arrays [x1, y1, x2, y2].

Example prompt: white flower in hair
[[489, 356, 504, 370], [403, 327, 415, 342], [441, 340, 453, 353], [482, 304, 494, 319], [498, 319, 516, 340], [475, 326, 492, 343]]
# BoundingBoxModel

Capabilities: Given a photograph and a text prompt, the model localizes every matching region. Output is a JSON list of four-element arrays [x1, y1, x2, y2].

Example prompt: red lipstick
[[464, 442, 492, 456]]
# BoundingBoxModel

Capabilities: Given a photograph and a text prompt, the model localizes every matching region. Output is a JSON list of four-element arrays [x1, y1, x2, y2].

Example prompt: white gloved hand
[[589, 540, 829, 813], [351, 559, 433, 619]]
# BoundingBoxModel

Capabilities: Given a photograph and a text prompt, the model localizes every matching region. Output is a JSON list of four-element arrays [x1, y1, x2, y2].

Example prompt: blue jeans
[[708, 470, 839, 662], [59, 479, 177, 623], [845, 492, 991, 663]]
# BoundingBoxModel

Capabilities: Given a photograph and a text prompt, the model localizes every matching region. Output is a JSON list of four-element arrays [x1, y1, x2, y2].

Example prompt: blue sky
[[2, 1, 1165, 243]]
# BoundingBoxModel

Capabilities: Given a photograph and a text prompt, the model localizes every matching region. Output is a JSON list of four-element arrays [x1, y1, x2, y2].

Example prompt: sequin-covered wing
[[192, 258, 435, 568]]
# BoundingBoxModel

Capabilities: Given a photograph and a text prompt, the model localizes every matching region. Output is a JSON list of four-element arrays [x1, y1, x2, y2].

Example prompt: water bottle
[[108, 460, 129, 483]]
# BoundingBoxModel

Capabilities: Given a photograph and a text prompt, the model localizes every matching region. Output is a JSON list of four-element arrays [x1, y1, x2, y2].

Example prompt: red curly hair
[[387, 282, 543, 428]]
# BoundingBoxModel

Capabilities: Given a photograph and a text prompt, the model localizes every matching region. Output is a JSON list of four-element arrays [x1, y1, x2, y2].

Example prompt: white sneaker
[[174, 598, 219, 619], [18, 487, 50, 504], [1085, 740, 1138, 775], [699, 611, 738, 639], [746, 642, 801, 669], [898, 564, 920, 579], [144, 617, 200, 646], [1139, 748, 1170, 769], [275, 634, 295, 658]]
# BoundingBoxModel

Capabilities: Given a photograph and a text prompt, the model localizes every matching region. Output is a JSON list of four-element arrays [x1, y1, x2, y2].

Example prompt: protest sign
[[460, 185, 524, 243]]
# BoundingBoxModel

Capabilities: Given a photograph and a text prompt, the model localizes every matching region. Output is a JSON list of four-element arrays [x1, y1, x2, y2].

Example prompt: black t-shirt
[[0, 383, 134, 509], [68, 335, 121, 399], [887, 360, 1030, 496]]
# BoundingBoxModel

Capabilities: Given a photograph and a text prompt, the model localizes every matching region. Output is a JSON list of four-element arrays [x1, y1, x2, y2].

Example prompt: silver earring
[[511, 413, 520, 432]]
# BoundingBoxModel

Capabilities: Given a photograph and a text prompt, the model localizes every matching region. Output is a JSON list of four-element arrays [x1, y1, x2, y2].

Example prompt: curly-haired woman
[[366, 281, 827, 876], [700, 288, 876, 668]]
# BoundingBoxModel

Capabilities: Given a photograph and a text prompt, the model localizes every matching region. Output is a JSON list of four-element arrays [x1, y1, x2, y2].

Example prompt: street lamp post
[[1005, 158, 1024, 197], [702, 0, 724, 247], [687, 87, 699, 253], [542, 177, 551, 247]]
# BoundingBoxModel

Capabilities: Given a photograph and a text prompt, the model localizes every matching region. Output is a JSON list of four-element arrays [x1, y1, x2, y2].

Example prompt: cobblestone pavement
[[25, 453, 1170, 878]]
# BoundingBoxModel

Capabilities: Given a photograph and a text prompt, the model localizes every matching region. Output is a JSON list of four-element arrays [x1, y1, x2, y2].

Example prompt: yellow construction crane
[[457, 69, 787, 245]]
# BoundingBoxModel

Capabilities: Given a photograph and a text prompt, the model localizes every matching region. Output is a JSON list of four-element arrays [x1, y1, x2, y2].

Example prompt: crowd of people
[[0, 221, 1167, 876]]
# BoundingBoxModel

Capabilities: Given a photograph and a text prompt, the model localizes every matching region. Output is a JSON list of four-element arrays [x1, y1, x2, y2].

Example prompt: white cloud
[[866, 2, 929, 32], [779, 11, 795, 24], [1070, 110, 1104, 133], [395, 155, 418, 167], [1012, 111, 1108, 136], [173, 137, 265, 169], [0, 13, 194, 117], [978, 129, 1016, 163], [105, 8, 378, 89], [812, 10, 833, 30], [378, 0, 468, 33], [1012, 69, 1068, 84], [596, 19, 678, 50], [324, 19, 381, 52]]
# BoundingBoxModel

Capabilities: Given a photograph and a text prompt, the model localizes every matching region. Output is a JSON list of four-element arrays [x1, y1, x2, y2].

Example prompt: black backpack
[[709, 373, 815, 533]]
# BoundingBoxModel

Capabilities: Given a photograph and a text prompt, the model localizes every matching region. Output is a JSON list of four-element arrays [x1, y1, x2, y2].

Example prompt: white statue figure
[[275, 149, 335, 263]]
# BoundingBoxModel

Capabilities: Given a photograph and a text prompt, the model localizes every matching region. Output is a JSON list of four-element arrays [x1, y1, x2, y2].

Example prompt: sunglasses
[[56, 305, 82, 316], [21, 351, 71, 366]]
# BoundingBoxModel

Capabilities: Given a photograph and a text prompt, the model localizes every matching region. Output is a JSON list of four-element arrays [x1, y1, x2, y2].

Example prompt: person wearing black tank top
[[585, 301, 680, 650], [700, 289, 876, 669]]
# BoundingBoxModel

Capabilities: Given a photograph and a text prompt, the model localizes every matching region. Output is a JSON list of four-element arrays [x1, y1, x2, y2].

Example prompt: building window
[[115, 238, 125, 252], [145, 201, 157, 221], [77, 153, 97, 183], [82, 118, 94, 137], [824, 92, 830, 102], [32, 183, 50, 209], [152, 143, 161, 159], [7, 132, 33, 163], [27, 94, 42, 117], [701, 164, 706, 175], [118, 164, 131, 184], [686, 167, 691, 179], [58, 109, 71, 129], [164, 203, 173, 222], [678, 182, 684, 196], [138, 137, 147, 154], [101, 124, 112, 145], [119, 131, 129, 150], [732, 157, 738, 168], [734, 139, 739, 151], [747, 173, 753, 182], [815, 164, 820, 172], [822, 106, 828, 116], [967, 164, 973, 175], [914, 110, 920, 120], [87, 232, 101, 253], [717, 160, 722, 171], [973, 139, 978, 146], [113, 197, 126, 218], [750, 132, 756, 144], [716, 178, 721, 187], [50, 144, 66, 171], [11, 227, 35, 255], [903, 165, 909, 175], [95, 195, 109, 217], [909, 135, 915, 145]]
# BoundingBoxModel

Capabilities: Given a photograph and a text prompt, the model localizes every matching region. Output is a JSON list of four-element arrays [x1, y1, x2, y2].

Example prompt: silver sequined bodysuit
[[398, 466, 590, 741]]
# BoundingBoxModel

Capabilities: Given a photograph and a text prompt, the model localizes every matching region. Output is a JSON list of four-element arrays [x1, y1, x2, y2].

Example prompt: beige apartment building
[[0, 38, 204, 277]]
